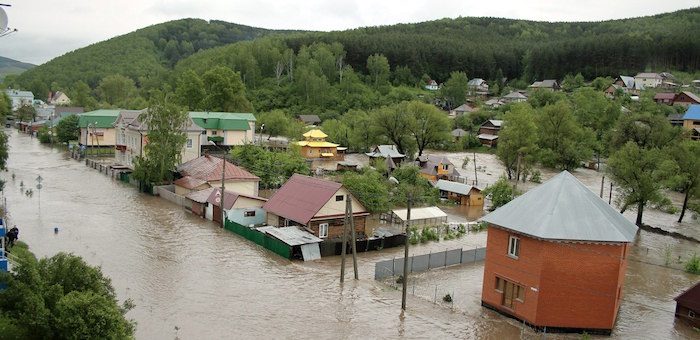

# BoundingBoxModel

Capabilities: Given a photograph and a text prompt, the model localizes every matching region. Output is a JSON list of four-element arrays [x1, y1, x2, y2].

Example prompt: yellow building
[[296, 129, 344, 160]]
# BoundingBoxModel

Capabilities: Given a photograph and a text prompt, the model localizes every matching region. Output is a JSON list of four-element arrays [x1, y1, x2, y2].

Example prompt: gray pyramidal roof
[[481, 171, 638, 243]]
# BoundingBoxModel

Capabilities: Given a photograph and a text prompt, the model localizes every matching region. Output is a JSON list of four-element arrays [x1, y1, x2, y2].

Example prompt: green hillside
[[0, 56, 35, 81], [12, 8, 700, 108], [14, 18, 303, 100]]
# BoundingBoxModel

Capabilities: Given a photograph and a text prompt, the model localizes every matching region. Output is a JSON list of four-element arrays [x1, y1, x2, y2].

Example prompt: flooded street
[[3, 130, 699, 339]]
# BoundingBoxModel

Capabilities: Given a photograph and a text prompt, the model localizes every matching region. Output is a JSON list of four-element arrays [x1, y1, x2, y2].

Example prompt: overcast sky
[[1, 0, 697, 65]]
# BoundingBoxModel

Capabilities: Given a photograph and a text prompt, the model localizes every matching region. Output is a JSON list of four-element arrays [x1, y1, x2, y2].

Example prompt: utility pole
[[220, 153, 226, 228], [402, 193, 411, 311], [473, 152, 478, 186], [348, 194, 358, 280], [340, 198, 348, 282], [600, 175, 605, 198], [608, 182, 613, 205]]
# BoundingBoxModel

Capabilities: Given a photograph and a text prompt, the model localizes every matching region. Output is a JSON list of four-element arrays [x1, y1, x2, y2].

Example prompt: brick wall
[[482, 226, 629, 331], [310, 216, 366, 239]]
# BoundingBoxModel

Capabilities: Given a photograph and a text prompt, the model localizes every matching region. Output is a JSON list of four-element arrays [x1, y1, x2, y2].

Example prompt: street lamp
[[208, 141, 226, 228], [390, 176, 411, 311], [259, 123, 264, 147]]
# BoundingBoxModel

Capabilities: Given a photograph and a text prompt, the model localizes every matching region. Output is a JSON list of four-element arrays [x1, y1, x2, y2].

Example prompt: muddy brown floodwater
[[3, 130, 699, 339]]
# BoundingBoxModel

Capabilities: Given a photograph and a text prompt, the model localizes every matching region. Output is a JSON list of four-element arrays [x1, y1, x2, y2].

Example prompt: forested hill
[[13, 8, 700, 102], [14, 19, 303, 95], [285, 7, 700, 82], [0, 56, 35, 81]]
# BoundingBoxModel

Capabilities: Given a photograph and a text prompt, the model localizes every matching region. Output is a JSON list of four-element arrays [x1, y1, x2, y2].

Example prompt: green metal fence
[[225, 220, 290, 259]]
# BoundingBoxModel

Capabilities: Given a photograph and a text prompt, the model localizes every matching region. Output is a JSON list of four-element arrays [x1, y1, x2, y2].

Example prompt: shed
[[390, 206, 448, 229], [258, 226, 322, 261], [435, 179, 484, 206]]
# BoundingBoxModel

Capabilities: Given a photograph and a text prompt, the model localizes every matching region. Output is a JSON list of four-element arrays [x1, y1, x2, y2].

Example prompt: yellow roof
[[295, 141, 338, 148], [321, 153, 334, 157], [303, 129, 327, 138]]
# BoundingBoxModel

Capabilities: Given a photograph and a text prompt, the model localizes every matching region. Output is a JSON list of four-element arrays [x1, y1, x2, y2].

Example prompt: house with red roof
[[653, 92, 676, 105], [262, 174, 369, 240], [480, 171, 638, 335], [674, 281, 700, 328], [174, 154, 260, 196], [674, 91, 700, 109]]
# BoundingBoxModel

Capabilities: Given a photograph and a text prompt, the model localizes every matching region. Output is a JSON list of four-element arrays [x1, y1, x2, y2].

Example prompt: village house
[[467, 78, 489, 95], [634, 72, 663, 88], [435, 179, 483, 206], [502, 91, 527, 103], [174, 154, 260, 197], [48, 91, 71, 105], [5, 89, 34, 111], [653, 92, 676, 105], [262, 174, 369, 239], [112, 109, 204, 168], [604, 75, 644, 97], [478, 119, 503, 147], [415, 154, 458, 182], [668, 113, 685, 127], [673, 91, 700, 109], [425, 79, 439, 91], [297, 114, 322, 126], [189, 111, 256, 147], [365, 144, 405, 171], [682, 105, 700, 139], [480, 171, 638, 335], [80, 109, 130, 148], [453, 103, 476, 116], [204, 188, 267, 227], [674, 281, 700, 328], [296, 129, 345, 161], [529, 79, 561, 91]]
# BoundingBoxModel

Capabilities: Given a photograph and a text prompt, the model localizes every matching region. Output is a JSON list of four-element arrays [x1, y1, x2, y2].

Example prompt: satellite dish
[[0, 8, 7, 32]]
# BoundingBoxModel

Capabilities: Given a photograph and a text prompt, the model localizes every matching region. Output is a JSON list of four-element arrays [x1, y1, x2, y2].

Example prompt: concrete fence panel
[[445, 249, 462, 267], [429, 251, 447, 269]]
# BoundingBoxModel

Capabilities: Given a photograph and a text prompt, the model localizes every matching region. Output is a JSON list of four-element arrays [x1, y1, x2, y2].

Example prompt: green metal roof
[[78, 109, 123, 128], [189, 111, 255, 131]]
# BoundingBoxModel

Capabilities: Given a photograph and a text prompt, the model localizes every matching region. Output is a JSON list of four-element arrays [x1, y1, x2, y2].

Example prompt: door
[[502, 281, 515, 309]]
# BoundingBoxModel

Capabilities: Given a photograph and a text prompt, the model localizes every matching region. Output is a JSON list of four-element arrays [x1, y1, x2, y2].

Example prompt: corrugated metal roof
[[679, 91, 700, 104], [392, 206, 447, 222], [481, 171, 638, 243], [189, 111, 255, 131], [478, 134, 498, 141], [185, 187, 217, 203], [177, 155, 259, 182], [366, 145, 405, 159], [262, 174, 342, 225], [684, 105, 700, 120], [674, 281, 700, 312], [258, 226, 322, 246], [436, 180, 479, 196], [653, 92, 676, 100], [78, 109, 126, 128]]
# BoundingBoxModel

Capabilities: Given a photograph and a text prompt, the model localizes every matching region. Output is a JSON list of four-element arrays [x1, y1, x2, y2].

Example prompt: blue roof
[[684, 105, 700, 120]]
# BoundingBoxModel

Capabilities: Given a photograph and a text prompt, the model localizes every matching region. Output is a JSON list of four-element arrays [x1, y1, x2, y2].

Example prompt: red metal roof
[[262, 174, 342, 225], [185, 187, 217, 204], [675, 281, 700, 312], [653, 92, 676, 100], [206, 188, 266, 210], [177, 155, 259, 182], [173, 176, 208, 189]]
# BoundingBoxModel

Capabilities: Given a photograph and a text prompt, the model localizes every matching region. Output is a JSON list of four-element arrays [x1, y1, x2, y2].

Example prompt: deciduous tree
[[55, 114, 80, 144], [496, 103, 538, 180]]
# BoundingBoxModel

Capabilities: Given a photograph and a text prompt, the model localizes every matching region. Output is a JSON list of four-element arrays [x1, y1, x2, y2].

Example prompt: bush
[[37, 126, 52, 144], [442, 293, 452, 303], [529, 170, 542, 183], [685, 252, 700, 274]]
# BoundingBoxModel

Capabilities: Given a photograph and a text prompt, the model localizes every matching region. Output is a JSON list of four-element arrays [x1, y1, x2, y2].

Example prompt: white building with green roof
[[188, 112, 256, 146], [79, 109, 136, 147]]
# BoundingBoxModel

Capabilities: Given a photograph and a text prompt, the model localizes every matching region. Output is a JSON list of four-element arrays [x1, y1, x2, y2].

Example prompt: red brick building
[[480, 171, 638, 335]]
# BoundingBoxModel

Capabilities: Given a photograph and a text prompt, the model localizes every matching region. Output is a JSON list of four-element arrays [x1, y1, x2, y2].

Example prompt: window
[[690, 310, 696, 319], [496, 277, 524, 309], [212, 130, 217, 135], [244, 211, 255, 217], [336, 195, 344, 201], [309, 149, 312, 155], [508, 235, 520, 258], [186, 139, 193, 148], [442, 164, 449, 171], [319, 223, 329, 238]]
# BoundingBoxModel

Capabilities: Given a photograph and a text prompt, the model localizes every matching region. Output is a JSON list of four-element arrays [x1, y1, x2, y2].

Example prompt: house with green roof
[[79, 109, 139, 147], [188, 112, 256, 146]]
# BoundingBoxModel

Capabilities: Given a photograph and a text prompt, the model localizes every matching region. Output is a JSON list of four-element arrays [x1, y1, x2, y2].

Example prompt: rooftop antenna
[[0, 4, 18, 38]]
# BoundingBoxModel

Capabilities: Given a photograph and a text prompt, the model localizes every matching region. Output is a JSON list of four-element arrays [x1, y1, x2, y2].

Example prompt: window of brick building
[[319, 223, 329, 238], [508, 235, 520, 258]]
